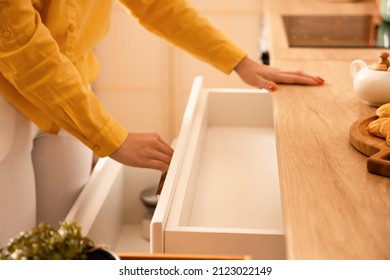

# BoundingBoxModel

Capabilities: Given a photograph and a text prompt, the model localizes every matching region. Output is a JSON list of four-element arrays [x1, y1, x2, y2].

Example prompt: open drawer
[[151, 76, 285, 260]]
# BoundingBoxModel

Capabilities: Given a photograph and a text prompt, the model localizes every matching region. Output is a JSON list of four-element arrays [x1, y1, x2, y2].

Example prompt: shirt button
[[68, 24, 76, 32], [2, 31, 11, 39], [93, 145, 101, 153]]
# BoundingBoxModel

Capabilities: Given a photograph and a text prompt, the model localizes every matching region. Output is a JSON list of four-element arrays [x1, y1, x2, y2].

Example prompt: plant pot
[[86, 247, 120, 260]]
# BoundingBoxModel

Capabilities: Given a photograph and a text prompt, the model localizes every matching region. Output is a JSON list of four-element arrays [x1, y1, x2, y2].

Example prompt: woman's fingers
[[234, 56, 325, 91], [275, 71, 325, 86], [109, 132, 174, 172]]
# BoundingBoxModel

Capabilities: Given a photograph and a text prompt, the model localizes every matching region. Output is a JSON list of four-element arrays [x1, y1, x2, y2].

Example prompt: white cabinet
[[65, 158, 158, 254], [151, 77, 285, 259]]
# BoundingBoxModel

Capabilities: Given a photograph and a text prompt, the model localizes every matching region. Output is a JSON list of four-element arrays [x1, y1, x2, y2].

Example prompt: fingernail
[[268, 84, 277, 91], [316, 77, 325, 84]]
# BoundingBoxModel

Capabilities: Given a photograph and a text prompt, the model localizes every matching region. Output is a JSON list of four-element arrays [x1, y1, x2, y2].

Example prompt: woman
[[0, 0, 324, 247]]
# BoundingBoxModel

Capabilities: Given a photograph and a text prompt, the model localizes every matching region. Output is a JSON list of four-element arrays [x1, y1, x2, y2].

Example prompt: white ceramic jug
[[381, 0, 390, 23], [350, 52, 390, 107]]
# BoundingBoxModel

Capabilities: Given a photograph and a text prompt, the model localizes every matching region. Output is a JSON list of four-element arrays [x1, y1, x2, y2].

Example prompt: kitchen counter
[[264, 0, 390, 259]]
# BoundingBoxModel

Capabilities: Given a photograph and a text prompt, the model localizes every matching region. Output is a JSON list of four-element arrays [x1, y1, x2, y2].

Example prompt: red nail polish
[[268, 84, 276, 91], [316, 77, 325, 84]]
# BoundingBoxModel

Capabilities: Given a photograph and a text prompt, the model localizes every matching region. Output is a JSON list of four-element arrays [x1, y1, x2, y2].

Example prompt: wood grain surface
[[265, 0, 390, 260]]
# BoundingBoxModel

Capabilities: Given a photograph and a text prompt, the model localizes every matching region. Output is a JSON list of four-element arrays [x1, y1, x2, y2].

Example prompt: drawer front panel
[[165, 229, 286, 260]]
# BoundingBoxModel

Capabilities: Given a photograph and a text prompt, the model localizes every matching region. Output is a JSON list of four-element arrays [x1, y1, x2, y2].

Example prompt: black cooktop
[[282, 15, 389, 48]]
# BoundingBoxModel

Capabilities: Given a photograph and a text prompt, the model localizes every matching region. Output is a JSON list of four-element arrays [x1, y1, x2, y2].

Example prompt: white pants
[[0, 96, 93, 247]]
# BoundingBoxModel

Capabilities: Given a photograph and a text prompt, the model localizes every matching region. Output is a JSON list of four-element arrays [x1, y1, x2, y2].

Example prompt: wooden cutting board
[[349, 115, 390, 177]]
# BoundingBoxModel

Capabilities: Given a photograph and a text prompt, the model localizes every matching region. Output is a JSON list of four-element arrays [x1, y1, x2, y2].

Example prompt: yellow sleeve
[[119, 0, 246, 74], [0, 1, 127, 157]]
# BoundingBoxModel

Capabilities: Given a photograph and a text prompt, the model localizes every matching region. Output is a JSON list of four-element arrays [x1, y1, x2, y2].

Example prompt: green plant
[[0, 221, 95, 260]]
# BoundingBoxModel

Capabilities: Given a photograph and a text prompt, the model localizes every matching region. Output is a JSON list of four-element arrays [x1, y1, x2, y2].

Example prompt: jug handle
[[350, 60, 367, 78]]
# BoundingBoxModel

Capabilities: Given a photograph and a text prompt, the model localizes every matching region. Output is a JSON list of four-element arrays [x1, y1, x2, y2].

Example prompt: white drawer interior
[[185, 127, 281, 230]]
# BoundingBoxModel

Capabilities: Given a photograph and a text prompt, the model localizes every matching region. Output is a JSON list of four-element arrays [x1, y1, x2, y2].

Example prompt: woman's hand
[[234, 56, 325, 91], [109, 132, 174, 172]]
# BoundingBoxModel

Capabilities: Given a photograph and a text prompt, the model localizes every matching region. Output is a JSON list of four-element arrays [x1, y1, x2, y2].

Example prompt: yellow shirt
[[0, 0, 246, 157]]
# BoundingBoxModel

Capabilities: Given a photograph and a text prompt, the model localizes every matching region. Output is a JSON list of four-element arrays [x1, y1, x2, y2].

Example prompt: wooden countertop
[[265, 0, 390, 259]]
